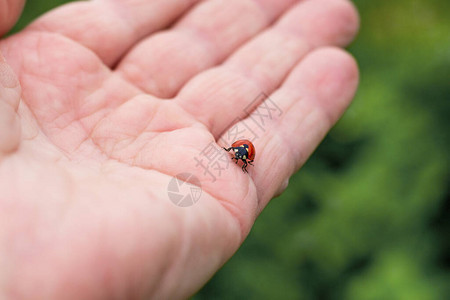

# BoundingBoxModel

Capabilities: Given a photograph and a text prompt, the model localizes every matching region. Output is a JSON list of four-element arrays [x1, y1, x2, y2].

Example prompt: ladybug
[[223, 139, 255, 173]]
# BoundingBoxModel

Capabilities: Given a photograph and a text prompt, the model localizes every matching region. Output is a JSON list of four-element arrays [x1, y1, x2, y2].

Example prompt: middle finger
[[115, 0, 299, 98]]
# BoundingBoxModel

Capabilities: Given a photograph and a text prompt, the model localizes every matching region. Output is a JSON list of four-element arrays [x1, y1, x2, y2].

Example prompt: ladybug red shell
[[223, 139, 255, 173]]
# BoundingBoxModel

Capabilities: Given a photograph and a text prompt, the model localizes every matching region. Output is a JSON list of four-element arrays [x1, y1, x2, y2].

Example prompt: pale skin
[[0, 0, 359, 298]]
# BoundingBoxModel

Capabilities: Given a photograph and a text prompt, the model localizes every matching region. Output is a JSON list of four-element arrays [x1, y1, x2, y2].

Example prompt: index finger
[[28, 0, 201, 66]]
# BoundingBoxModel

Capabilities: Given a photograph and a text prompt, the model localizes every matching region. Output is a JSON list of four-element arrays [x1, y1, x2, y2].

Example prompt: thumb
[[0, 51, 21, 156], [0, 0, 25, 36]]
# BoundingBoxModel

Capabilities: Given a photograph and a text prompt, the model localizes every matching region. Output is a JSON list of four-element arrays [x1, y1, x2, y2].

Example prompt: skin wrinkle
[[129, 137, 154, 167], [177, 28, 221, 65], [222, 63, 273, 98], [15, 103, 39, 141], [317, 75, 344, 124], [0, 0, 360, 296], [75, 98, 144, 158], [176, 0, 268, 56], [55, 169, 163, 298], [211, 177, 255, 241], [106, 192, 179, 299], [119, 33, 212, 98], [130, 160, 249, 246], [226, 20, 311, 69], [154, 199, 196, 299], [274, 98, 317, 168], [115, 0, 200, 36], [247, 0, 274, 23], [150, 206, 207, 299], [177, 67, 263, 136], [2, 1, 270, 155], [99, 0, 140, 42], [0, 53, 21, 154], [69, 135, 109, 162], [279, 108, 318, 169], [7, 20, 243, 164], [11, 33, 95, 127], [249, 132, 281, 205], [30, 2, 135, 67], [270, 0, 303, 21], [115, 58, 161, 96], [266, 29, 313, 82], [92, 112, 166, 161], [94, 128, 253, 240], [230, 48, 357, 208], [17, 75, 131, 160], [47, 107, 77, 133], [27, 32, 99, 90], [279, 0, 358, 47], [0, 63, 18, 90], [89, 98, 200, 161], [112, 135, 142, 160], [139, 201, 184, 299], [9, 81, 40, 145], [175, 26, 222, 64], [85, 108, 139, 156], [303, 49, 358, 123], [175, 1, 359, 138], [220, 70, 279, 125], [163, 196, 247, 298], [217, 109, 288, 205], [79, 84, 140, 137], [259, 143, 287, 203], [17, 204, 102, 298], [4, 32, 138, 154], [253, 120, 307, 208], [146, 235, 181, 299], [224, 3, 347, 91], [29, 0, 206, 67], [116, 0, 286, 98], [128, 129, 198, 169], [114, 67, 147, 94], [2, 161, 74, 288]]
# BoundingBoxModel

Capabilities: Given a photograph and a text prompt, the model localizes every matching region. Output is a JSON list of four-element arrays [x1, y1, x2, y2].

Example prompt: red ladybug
[[223, 139, 255, 173]]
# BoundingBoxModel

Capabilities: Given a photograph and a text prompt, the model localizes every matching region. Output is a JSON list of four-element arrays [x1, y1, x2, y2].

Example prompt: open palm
[[0, 0, 359, 298]]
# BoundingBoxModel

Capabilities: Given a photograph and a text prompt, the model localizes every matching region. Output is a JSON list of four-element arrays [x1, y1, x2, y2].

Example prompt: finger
[[176, 0, 359, 137], [0, 51, 21, 156], [28, 0, 201, 66], [115, 0, 299, 98], [228, 47, 359, 211], [0, 0, 25, 36]]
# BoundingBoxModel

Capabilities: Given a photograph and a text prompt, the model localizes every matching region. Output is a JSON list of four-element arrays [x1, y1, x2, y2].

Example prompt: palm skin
[[0, 0, 359, 299]]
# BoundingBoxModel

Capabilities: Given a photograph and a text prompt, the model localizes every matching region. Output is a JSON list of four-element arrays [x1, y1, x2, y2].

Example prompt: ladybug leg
[[248, 160, 254, 166], [222, 147, 232, 152], [242, 161, 248, 173], [231, 157, 238, 164]]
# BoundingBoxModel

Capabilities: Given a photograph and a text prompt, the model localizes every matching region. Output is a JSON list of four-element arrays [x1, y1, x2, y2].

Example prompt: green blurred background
[[10, 0, 450, 299]]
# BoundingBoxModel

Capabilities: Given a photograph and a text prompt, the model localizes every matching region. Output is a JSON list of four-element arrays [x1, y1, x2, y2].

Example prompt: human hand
[[0, 0, 359, 298]]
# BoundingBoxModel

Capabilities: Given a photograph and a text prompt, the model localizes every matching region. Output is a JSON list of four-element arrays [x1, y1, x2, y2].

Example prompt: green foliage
[[9, 0, 450, 299]]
